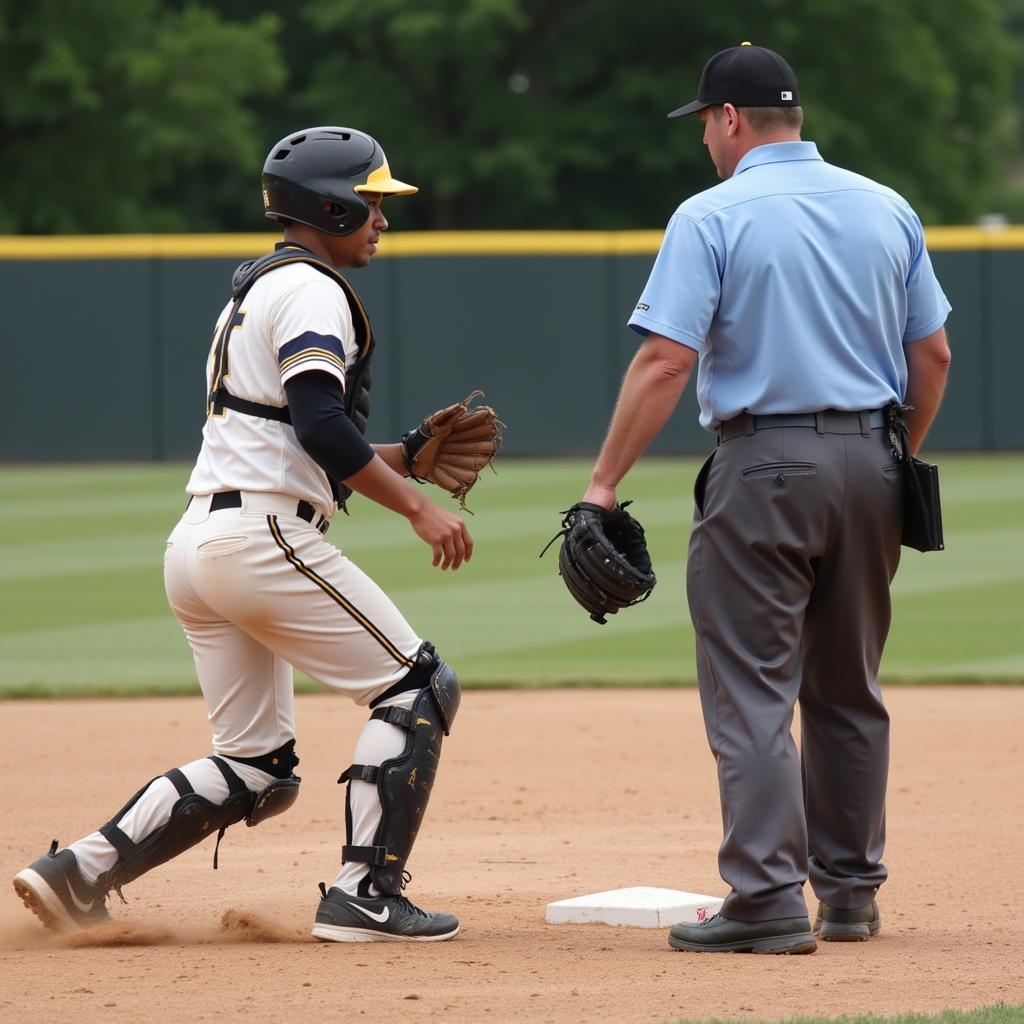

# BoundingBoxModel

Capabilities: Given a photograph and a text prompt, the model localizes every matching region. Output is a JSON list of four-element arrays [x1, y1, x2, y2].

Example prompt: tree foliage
[[282, 0, 1017, 228], [0, 0, 1017, 232], [0, 0, 284, 232]]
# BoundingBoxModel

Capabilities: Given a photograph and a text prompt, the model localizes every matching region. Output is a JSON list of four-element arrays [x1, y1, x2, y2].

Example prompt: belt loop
[[859, 411, 870, 436], [744, 413, 756, 437], [814, 411, 825, 435]]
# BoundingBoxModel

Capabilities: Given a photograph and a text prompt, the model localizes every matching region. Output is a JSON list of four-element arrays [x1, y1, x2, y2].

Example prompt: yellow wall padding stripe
[[920, 226, 1024, 250], [0, 226, 1022, 260], [0, 234, 282, 259]]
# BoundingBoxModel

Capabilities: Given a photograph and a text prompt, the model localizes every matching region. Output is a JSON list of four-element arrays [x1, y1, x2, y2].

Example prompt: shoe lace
[[394, 894, 429, 918]]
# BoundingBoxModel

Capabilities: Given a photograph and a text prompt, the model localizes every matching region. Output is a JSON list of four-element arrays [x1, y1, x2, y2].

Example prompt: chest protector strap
[[207, 245, 376, 509]]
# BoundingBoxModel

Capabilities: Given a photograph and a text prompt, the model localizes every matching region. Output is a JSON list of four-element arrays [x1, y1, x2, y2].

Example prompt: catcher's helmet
[[261, 127, 417, 236]]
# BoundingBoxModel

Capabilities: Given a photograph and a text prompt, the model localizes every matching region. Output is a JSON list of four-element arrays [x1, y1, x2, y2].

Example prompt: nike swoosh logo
[[64, 885, 97, 914], [348, 902, 389, 924]]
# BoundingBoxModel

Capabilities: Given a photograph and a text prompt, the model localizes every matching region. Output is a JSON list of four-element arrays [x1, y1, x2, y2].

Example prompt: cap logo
[[781, 91, 793, 101]]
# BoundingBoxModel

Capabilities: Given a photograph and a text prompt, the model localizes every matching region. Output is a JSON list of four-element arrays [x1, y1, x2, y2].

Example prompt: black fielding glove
[[540, 501, 656, 624]]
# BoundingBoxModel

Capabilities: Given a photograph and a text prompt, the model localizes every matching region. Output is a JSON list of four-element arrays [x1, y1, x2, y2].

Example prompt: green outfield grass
[[0, 455, 1022, 697], [676, 1006, 1024, 1024]]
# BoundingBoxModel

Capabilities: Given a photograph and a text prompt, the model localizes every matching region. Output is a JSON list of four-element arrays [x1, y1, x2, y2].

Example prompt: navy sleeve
[[284, 371, 375, 481]]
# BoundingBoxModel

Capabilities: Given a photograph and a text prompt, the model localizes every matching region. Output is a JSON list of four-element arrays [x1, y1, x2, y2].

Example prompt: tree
[[987, 0, 1024, 220], [0, 0, 1015, 232], [0, 0, 284, 232], [285, 0, 1014, 228]]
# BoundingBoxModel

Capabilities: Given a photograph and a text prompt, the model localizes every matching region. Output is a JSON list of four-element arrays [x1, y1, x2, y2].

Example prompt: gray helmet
[[261, 127, 417, 236]]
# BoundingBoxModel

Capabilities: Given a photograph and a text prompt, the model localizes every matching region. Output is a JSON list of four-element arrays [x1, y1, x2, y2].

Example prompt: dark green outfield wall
[[1, 249, 1020, 460]]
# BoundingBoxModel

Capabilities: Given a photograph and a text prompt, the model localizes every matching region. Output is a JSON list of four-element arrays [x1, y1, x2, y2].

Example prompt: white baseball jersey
[[187, 262, 360, 518]]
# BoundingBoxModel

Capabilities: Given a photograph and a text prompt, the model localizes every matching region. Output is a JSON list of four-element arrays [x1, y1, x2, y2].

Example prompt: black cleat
[[311, 884, 459, 943], [669, 913, 817, 954], [13, 841, 111, 931], [813, 899, 881, 941]]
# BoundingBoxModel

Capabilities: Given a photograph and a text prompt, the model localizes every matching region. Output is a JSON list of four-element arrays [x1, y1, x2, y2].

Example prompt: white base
[[545, 886, 723, 928]]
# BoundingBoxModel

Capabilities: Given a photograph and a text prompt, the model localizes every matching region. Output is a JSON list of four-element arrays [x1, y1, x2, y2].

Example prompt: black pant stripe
[[266, 515, 414, 669]]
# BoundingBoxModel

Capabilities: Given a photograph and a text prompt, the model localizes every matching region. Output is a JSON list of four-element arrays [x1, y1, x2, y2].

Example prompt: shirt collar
[[734, 141, 822, 176]]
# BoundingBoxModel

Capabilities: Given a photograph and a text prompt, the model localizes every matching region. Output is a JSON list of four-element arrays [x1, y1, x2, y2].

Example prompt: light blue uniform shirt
[[628, 141, 951, 431]]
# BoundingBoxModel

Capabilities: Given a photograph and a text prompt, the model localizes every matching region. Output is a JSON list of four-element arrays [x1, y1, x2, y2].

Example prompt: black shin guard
[[339, 654, 461, 895], [98, 744, 300, 894]]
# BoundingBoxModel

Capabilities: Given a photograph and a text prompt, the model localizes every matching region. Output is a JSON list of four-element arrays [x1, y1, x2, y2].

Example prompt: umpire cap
[[668, 42, 800, 118], [262, 126, 418, 236]]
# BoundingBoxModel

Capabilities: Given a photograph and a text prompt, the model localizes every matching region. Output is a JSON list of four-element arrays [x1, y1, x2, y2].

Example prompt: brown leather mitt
[[401, 390, 504, 510]]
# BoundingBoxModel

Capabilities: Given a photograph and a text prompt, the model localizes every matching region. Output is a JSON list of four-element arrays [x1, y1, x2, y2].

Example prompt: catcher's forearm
[[590, 335, 696, 489], [343, 454, 429, 518], [372, 443, 411, 477]]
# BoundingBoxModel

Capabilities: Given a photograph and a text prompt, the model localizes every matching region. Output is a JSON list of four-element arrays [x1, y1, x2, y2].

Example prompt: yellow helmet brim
[[354, 161, 418, 196]]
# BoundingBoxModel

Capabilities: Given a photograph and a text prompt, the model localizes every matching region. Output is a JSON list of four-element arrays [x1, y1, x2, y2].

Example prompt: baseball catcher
[[401, 390, 503, 510], [543, 500, 657, 624], [12, 126, 482, 945]]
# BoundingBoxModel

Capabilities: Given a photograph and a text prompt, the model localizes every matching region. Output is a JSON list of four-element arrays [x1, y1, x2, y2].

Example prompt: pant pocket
[[197, 535, 251, 558], [694, 450, 717, 518], [741, 461, 816, 482]]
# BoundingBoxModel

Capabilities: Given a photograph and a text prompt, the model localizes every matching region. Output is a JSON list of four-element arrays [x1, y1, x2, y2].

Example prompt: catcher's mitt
[[401, 390, 503, 511], [541, 501, 656, 624]]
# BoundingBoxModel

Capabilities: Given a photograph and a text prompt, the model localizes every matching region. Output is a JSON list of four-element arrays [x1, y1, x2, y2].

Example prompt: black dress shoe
[[669, 913, 817, 954], [813, 899, 880, 942]]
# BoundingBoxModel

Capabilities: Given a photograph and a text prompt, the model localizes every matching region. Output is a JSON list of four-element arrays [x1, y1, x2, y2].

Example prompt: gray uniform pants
[[687, 411, 902, 921]]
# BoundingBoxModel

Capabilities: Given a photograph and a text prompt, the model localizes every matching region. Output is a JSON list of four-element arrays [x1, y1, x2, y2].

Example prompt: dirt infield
[[2, 688, 1022, 1024]]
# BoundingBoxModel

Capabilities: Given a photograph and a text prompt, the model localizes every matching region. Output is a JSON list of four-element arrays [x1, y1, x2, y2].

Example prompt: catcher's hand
[[540, 501, 656, 624], [401, 390, 503, 511]]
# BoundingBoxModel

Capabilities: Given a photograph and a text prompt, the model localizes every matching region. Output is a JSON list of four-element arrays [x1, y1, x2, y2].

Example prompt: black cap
[[668, 42, 800, 118]]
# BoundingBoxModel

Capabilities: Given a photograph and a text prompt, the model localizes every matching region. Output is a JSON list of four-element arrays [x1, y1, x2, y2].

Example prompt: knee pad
[[226, 739, 301, 825], [339, 650, 460, 895], [98, 745, 301, 894]]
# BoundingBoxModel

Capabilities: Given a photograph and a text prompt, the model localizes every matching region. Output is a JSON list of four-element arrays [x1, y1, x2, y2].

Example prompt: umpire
[[581, 43, 951, 954]]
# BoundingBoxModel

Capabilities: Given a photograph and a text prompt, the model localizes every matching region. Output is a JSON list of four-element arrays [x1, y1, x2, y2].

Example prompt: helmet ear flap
[[262, 127, 378, 237], [324, 195, 369, 234]]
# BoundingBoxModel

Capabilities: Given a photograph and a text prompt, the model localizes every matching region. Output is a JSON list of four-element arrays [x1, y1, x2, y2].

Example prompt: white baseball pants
[[71, 491, 425, 895]]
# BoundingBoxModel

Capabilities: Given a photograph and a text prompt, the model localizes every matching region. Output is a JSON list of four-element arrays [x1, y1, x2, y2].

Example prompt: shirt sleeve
[[271, 277, 355, 389], [284, 371, 375, 481], [627, 212, 721, 351], [903, 215, 952, 343]]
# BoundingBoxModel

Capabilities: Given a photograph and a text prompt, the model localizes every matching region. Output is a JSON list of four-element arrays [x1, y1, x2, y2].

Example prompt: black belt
[[717, 409, 885, 443], [201, 491, 330, 534]]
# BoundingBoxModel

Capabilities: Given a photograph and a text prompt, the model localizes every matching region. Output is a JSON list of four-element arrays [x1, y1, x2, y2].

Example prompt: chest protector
[[207, 245, 375, 510]]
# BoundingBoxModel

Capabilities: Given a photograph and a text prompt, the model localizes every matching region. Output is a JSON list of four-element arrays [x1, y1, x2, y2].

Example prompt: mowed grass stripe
[[0, 567, 167, 634], [0, 455, 1021, 696], [454, 622, 694, 686], [0, 615, 192, 695], [0, 535, 168, 582], [884, 579, 1024, 679], [891, 526, 1024, 596]]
